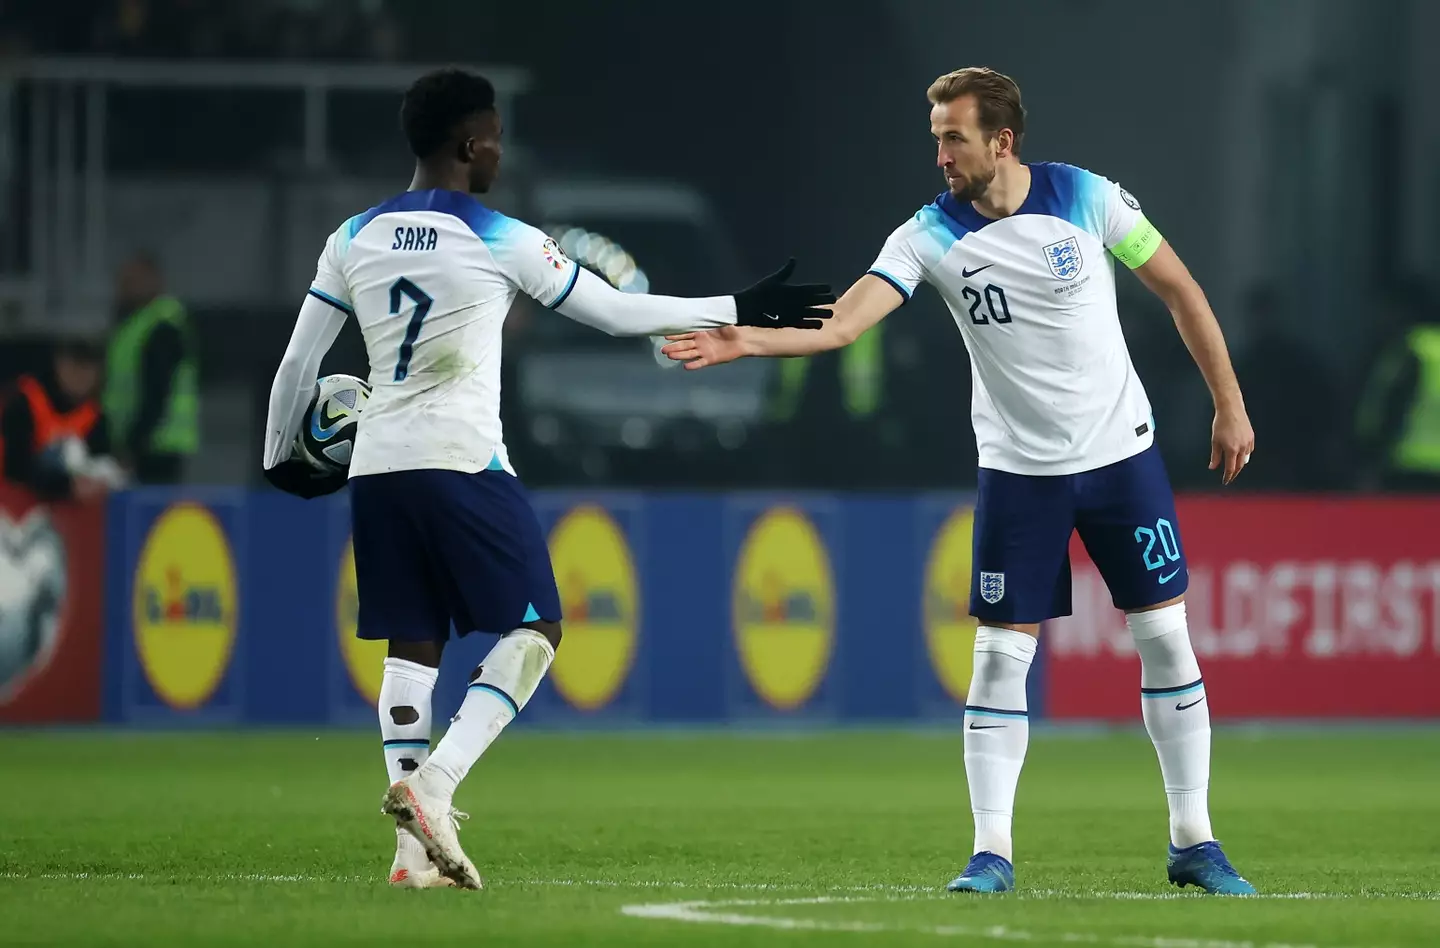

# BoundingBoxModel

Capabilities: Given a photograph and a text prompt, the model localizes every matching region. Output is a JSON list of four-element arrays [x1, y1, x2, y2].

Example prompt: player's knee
[[974, 620, 1041, 638], [522, 618, 562, 652], [387, 639, 443, 668]]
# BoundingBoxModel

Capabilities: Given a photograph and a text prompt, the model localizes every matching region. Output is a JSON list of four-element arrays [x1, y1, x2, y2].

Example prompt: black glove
[[733, 259, 836, 329], [262, 457, 347, 500]]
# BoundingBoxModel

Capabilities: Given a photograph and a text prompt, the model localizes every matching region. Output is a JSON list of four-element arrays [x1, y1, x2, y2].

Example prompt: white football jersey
[[306, 189, 579, 478], [869, 162, 1164, 476]]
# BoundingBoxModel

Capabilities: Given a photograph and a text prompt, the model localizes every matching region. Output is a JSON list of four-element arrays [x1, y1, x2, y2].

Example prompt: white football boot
[[381, 772, 482, 890], [387, 827, 455, 889]]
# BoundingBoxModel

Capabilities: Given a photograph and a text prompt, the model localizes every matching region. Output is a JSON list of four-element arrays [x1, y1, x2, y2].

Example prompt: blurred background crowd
[[3, 0, 1439, 496]]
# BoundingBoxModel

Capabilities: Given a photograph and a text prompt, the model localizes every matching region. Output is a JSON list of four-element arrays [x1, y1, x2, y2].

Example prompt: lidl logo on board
[[336, 537, 386, 705], [548, 506, 638, 712], [924, 507, 979, 704], [133, 503, 238, 710], [733, 507, 834, 711]]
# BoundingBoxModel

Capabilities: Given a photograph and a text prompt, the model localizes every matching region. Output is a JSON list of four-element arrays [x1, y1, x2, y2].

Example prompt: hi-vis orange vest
[[0, 375, 100, 479]]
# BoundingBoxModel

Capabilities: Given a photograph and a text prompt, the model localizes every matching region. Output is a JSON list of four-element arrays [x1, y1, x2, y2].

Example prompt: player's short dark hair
[[400, 68, 497, 159], [927, 67, 1026, 155]]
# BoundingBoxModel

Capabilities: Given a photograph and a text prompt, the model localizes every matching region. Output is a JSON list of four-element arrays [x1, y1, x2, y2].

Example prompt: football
[[296, 373, 371, 474]]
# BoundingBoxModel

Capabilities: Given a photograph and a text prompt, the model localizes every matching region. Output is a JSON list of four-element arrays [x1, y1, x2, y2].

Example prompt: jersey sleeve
[[486, 219, 581, 309], [262, 294, 347, 469], [306, 228, 354, 315], [1091, 174, 1163, 269], [865, 220, 930, 302]]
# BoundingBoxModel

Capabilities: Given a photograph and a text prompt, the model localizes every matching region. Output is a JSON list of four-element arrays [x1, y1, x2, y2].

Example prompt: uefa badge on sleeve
[[541, 237, 567, 270], [979, 571, 1005, 605]]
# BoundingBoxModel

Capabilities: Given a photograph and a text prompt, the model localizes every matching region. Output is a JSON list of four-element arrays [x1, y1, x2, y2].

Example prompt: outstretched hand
[[733, 259, 835, 329], [661, 327, 747, 370]]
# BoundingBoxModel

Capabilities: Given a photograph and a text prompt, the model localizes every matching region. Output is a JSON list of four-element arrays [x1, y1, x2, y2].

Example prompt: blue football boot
[[946, 851, 1014, 893], [1167, 841, 1257, 895]]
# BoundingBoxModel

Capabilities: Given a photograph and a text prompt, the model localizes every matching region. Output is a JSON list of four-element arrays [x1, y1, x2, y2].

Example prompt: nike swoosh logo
[[1158, 569, 1180, 584], [1176, 697, 1205, 711], [312, 403, 348, 439], [961, 264, 993, 278], [765, 312, 779, 320], [968, 722, 1007, 730]]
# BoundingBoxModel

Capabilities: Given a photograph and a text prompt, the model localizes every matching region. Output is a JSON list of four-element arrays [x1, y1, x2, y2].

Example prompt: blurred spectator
[[1354, 283, 1440, 490], [104, 252, 199, 484], [0, 338, 123, 502]]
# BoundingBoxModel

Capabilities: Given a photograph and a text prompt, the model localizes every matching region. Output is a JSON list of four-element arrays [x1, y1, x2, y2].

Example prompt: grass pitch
[[2, 728, 1437, 946]]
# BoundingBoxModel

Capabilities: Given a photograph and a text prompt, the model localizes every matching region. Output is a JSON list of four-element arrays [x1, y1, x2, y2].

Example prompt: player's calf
[[420, 625, 558, 798], [383, 625, 558, 888], [1128, 602, 1214, 849], [377, 650, 443, 885], [962, 627, 1036, 864], [379, 656, 439, 783]]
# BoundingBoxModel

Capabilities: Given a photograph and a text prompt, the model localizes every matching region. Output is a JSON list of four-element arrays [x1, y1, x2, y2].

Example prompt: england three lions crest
[[979, 571, 1005, 605], [1044, 236, 1083, 281]]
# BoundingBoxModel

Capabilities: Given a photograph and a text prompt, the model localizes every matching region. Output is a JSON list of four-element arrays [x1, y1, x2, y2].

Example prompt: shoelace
[[1210, 853, 1242, 879], [965, 853, 1003, 874], [450, 809, 470, 832], [1196, 842, 1242, 879]]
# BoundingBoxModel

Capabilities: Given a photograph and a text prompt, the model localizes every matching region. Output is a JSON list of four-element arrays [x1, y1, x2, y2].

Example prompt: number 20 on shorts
[[1133, 518, 1180, 572]]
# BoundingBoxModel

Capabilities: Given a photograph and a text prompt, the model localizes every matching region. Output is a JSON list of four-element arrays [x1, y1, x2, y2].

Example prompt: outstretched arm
[[495, 220, 833, 337], [662, 273, 903, 368], [554, 266, 737, 337], [1133, 240, 1254, 484]]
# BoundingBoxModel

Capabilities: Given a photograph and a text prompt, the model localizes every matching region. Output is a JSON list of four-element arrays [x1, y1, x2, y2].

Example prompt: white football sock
[[1128, 602, 1214, 849], [379, 657, 439, 785], [421, 629, 556, 801], [963, 626, 1037, 863]]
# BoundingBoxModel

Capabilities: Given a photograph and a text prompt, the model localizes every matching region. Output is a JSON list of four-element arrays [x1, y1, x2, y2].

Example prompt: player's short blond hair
[[926, 67, 1026, 155]]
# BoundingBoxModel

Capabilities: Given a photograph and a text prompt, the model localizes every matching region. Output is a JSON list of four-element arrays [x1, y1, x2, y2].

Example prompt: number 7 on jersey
[[390, 276, 433, 382]]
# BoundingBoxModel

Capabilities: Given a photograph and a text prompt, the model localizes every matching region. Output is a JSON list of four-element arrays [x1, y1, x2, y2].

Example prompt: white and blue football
[[296, 374, 371, 474]]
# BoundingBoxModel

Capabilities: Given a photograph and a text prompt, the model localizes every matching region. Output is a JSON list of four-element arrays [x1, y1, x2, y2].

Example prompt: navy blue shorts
[[349, 469, 562, 641], [970, 445, 1188, 623]]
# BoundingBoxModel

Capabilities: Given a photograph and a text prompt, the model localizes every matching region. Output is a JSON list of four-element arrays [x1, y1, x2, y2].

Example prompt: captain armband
[[1109, 215, 1162, 269]]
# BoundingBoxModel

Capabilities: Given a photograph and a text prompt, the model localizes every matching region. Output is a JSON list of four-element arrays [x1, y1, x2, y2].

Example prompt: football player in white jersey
[[260, 68, 833, 890], [663, 67, 1257, 895]]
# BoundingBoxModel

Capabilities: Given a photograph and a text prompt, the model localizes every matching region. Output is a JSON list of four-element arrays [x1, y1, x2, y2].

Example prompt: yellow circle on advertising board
[[133, 503, 238, 710], [548, 506, 638, 711], [925, 507, 979, 704], [337, 537, 387, 705], [733, 507, 834, 711]]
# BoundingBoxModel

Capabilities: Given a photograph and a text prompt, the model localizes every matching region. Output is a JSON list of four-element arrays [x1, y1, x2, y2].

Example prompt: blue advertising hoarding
[[103, 488, 1022, 725]]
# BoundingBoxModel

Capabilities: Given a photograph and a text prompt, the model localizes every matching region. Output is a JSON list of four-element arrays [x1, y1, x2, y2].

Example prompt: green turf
[[1, 728, 1438, 947]]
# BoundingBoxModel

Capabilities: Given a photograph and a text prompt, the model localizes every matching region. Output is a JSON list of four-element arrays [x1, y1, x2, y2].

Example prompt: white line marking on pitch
[[2, 871, 1437, 903], [620, 896, 1352, 948], [0, 870, 372, 885]]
